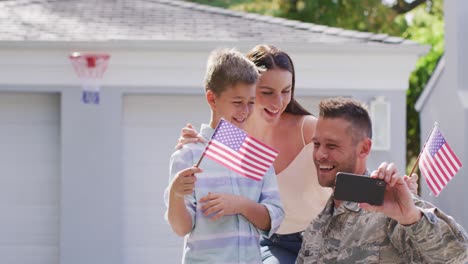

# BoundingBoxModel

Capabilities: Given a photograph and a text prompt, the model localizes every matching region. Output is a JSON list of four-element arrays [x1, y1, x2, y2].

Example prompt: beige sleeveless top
[[275, 117, 332, 234]]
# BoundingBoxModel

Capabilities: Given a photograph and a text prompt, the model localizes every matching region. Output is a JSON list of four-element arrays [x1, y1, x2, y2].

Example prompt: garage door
[[0, 93, 60, 264], [122, 95, 209, 264]]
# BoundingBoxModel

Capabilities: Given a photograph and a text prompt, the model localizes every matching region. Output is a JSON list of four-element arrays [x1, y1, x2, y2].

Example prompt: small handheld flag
[[197, 119, 279, 181], [417, 124, 462, 196]]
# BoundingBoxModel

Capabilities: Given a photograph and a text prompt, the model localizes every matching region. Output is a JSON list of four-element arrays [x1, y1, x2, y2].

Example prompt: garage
[[0, 93, 60, 264]]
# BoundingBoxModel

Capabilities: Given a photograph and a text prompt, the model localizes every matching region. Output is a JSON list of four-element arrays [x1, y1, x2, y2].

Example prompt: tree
[[190, 0, 429, 35]]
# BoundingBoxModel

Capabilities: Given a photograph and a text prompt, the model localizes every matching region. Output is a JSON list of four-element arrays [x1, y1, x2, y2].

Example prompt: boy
[[164, 48, 284, 263]]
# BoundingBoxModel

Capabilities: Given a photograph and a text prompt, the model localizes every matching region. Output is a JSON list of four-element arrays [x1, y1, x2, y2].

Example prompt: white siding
[[0, 93, 60, 264], [122, 95, 208, 264]]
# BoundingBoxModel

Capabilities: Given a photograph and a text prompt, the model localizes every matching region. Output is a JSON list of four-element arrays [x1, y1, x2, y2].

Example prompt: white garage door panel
[[123, 95, 208, 264], [0, 93, 59, 264], [0, 246, 57, 264], [1, 206, 58, 239], [124, 165, 162, 205]]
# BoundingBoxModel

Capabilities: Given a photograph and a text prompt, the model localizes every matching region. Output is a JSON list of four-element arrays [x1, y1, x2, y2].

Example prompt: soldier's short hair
[[318, 97, 372, 143], [204, 48, 260, 95]]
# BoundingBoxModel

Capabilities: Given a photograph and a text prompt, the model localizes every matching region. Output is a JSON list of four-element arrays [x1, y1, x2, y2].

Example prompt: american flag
[[202, 119, 278, 181], [419, 125, 462, 196]]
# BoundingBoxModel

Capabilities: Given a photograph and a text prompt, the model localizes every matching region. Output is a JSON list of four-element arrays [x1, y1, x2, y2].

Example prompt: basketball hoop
[[69, 52, 110, 104]]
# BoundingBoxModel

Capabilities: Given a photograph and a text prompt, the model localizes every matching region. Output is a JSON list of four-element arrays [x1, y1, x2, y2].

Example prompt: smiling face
[[254, 69, 292, 124], [208, 82, 256, 129], [312, 97, 373, 188], [312, 117, 367, 188]]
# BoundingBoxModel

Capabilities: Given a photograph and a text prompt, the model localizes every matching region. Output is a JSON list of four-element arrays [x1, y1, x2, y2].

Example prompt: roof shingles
[[0, 0, 413, 44]]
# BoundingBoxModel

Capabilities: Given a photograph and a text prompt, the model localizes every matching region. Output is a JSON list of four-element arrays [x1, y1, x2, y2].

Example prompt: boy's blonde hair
[[204, 48, 260, 95]]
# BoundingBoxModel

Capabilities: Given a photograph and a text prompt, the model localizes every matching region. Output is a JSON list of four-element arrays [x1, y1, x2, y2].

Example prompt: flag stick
[[408, 150, 422, 177], [194, 119, 223, 168], [195, 147, 207, 168], [409, 122, 438, 176]]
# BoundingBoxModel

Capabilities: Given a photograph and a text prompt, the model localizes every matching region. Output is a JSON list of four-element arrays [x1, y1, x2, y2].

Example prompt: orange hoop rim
[[69, 51, 110, 77], [69, 52, 110, 60]]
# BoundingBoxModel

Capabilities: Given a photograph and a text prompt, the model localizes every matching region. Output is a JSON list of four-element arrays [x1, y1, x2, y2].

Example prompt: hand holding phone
[[334, 172, 386, 205]]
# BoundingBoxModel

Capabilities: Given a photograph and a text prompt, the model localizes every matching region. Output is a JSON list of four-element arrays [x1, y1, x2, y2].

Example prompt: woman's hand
[[175, 123, 205, 149]]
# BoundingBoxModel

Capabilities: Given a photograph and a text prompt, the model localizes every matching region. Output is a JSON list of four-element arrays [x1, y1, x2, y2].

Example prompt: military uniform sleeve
[[390, 196, 468, 263], [258, 166, 284, 238], [164, 147, 197, 229]]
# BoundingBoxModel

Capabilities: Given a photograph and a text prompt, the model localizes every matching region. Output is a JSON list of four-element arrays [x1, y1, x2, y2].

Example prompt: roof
[[415, 55, 445, 111], [0, 0, 418, 45]]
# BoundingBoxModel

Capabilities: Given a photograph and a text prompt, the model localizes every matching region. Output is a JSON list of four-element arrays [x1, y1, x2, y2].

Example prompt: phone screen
[[334, 172, 386, 205]]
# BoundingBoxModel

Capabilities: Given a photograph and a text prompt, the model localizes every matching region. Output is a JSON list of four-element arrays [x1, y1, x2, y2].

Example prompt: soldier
[[297, 97, 468, 263]]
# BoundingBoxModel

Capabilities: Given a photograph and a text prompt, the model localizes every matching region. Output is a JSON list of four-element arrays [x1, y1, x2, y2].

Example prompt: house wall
[[419, 72, 468, 226], [444, 0, 468, 95], [0, 41, 421, 263], [418, 0, 468, 230]]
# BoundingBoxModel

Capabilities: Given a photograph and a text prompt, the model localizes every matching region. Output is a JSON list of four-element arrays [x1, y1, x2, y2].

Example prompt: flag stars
[[428, 130, 446, 156], [213, 120, 247, 151]]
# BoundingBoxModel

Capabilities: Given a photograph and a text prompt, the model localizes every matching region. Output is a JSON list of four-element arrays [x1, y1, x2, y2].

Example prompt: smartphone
[[334, 172, 386, 205]]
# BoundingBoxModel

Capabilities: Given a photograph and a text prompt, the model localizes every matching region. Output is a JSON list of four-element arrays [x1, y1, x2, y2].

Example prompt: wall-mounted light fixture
[[370, 96, 391, 150]]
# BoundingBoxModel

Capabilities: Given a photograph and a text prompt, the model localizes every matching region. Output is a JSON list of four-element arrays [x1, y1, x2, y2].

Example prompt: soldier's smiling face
[[312, 117, 360, 188]]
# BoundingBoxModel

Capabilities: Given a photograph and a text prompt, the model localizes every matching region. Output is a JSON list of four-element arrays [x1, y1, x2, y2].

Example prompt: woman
[[246, 45, 332, 264], [177, 44, 331, 263]]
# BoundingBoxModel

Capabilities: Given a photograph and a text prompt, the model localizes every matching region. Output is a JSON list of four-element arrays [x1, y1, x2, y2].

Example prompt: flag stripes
[[202, 119, 278, 181], [419, 126, 462, 196], [243, 137, 278, 160], [206, 141, 267, 178]]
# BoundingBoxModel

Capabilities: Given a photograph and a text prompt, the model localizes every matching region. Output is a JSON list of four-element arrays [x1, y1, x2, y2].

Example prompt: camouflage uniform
[[297, 195, 468, 264]]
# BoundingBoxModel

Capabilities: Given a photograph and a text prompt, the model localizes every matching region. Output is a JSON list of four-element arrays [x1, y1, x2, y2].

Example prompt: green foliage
[[184, 0, 254, 8], [402, 0, 444, 173], [186, 0, 444, 174], [192, 0, 410, 35], [278, 0, 408, 36]]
